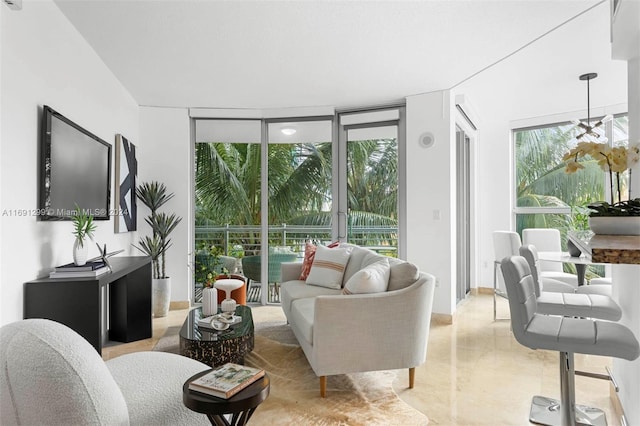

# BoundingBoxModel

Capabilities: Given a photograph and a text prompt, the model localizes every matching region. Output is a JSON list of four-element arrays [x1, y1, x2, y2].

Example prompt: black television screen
[[39, 105, 111, 220]]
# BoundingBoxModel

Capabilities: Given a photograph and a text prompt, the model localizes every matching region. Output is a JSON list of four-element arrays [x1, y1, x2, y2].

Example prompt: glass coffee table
[[180, 305, 254, 367]]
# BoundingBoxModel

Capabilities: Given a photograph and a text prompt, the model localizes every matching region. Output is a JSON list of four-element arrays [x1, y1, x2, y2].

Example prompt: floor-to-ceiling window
[[338, 107, 405, 258], [264, 118, 333, 303], [193, 107, 406, 304], [193, 119, 262, 302], [513, 113, 629, 277]]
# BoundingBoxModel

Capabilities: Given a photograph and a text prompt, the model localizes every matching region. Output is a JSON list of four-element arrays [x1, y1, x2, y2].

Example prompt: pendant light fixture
[[572, 73, 612, 142]]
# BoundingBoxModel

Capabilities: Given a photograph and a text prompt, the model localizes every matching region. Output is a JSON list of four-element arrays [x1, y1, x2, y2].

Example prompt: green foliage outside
[[194, 138, 399, 252]]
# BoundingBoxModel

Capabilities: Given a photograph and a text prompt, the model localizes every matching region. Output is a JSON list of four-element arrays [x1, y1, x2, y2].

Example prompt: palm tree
[[515, 124, 604, 232], [195, 137, 399, 249]]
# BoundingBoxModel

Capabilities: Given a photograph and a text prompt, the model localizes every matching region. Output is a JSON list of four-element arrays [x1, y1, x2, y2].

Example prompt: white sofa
[[280, 244, 436, 397]]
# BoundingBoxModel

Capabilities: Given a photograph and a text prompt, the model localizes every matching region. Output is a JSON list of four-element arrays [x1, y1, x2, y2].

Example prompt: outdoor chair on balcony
[[242, 252, 298, 303]]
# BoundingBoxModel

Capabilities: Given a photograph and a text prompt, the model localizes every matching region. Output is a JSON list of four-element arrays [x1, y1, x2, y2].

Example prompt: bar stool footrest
[[529, 395, 607, 426]]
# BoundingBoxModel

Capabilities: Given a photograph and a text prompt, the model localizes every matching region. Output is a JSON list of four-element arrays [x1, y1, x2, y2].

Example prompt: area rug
[[153, 323, 428, 425]]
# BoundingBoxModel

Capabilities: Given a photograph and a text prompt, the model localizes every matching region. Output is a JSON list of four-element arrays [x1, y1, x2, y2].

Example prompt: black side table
[[183, 369, 270, 426]]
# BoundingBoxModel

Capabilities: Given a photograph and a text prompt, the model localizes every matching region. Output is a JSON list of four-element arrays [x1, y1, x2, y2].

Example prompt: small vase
[[589, 216, 640, 236], [73, 239, 88, 266], [567, 239, 582, 257], [202, 287, 217, 316]]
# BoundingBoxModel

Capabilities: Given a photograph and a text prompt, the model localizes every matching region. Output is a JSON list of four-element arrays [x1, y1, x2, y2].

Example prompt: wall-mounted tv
[[39, 105, 111, 220]]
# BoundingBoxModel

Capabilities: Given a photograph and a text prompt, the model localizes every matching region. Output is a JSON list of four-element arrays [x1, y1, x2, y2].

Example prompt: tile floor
[[102, 292, 618, 425]]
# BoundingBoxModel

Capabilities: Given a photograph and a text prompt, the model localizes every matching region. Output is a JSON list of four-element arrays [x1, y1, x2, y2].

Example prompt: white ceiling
[[54, 0, 605, 110]]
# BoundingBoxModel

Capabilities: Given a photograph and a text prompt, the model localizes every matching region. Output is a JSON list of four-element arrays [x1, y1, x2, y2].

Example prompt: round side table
[[183, 369, 270, 425]]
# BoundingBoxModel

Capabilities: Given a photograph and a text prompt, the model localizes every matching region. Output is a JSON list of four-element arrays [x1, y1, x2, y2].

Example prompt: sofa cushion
[[387, 261, 420, 291], [306, 245, 352, 289], [280, 280, 341, 316], [290, 297, 316, 345], [299, 241, 339, 280], [343, 258, 390, 294]]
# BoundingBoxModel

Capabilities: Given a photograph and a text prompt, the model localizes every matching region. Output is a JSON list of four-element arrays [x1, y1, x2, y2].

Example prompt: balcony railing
[[194, 223, 398, 304], [195, 223, 398, 257]]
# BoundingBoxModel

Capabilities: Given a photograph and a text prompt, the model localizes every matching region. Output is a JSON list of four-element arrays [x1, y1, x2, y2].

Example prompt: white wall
[[456, 2, 627, 288], [0, 0, 139, 325], [406, 91, 457, 315], [138, 107, 192, 303]]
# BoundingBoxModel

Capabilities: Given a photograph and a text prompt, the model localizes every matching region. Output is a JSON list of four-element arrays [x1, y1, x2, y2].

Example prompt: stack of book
[[49, 261, 109, 278], [188, 363, 265, 399]]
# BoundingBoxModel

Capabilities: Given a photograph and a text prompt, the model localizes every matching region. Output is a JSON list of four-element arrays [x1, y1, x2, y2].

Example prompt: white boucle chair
[[0, 318, 210, 426]]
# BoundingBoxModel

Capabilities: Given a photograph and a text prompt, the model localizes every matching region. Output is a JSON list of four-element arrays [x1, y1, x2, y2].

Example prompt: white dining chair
[[522, 228, 578, 287], [492, 231, 522, 321], [519, 244, 621, 320]]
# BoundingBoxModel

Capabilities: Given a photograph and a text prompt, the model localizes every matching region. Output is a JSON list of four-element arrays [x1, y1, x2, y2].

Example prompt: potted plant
[[563, 142, 640, 235], [71, 205, 97, 266], [134, 181, 182, 317]]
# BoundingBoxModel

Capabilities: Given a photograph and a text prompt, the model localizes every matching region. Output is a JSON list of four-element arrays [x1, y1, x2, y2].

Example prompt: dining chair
[[519, 244, 622, 321], [242, 253, 298, 303], [522, 228, 578, 287], [492, 231, 522, 321]]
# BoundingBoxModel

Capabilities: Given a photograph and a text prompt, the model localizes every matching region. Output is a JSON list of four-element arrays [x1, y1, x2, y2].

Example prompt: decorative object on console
[[71, 205, 96, 266], [214, 279, 244, 313], [93, 243, 124, 272], [305, 244, 352, 289], [134, 181, 182, 317], [114, 134, 137, 233]]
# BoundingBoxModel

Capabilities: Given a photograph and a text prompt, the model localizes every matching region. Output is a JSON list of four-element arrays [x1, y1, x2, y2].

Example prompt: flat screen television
[[39, 105, 111, 220]]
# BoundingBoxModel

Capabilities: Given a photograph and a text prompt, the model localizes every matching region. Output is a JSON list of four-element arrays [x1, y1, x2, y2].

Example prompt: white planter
[[589, 216, 640, 236], [152, 278, 171, 317], [73, 239, 88, 266], [202, 287, 217, 316]]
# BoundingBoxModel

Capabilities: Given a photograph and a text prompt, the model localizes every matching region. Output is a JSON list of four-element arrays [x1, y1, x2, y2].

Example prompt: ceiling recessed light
[[281, 127, 297, 136]]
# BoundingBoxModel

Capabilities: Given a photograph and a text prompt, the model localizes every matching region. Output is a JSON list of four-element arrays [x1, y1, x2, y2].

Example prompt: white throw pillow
[[343, 258, 390, 294], [305, 245, 352, 289]]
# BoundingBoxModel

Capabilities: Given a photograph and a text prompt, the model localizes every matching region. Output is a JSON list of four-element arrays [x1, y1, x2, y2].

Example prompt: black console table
[[24, 256, 152, 353]]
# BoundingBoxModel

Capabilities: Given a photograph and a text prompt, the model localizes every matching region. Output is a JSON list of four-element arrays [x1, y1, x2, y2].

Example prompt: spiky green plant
[[72, 205, 96, 247], [135, 181, 182, 279]]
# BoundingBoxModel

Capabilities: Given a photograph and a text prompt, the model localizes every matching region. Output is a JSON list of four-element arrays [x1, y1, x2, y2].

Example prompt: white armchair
[[0, 319, 210, 425]]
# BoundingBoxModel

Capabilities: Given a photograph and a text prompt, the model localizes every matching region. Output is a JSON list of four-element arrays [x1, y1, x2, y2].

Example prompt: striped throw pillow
[[299, 241, 340, 280], [305, 245, 352, 289]]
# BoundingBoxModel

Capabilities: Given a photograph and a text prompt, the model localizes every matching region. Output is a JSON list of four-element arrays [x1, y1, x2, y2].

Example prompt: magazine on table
[[188, 363, 265, 399]]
